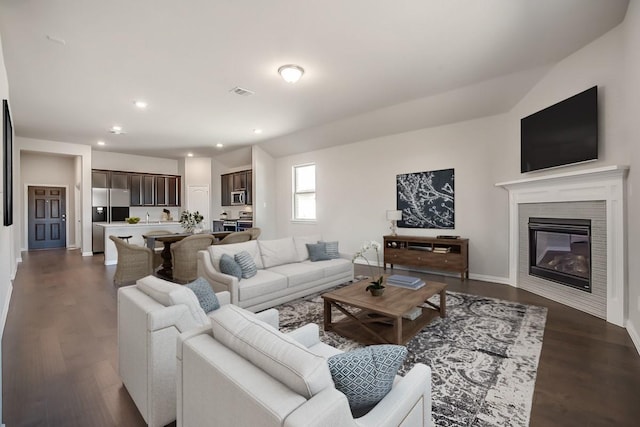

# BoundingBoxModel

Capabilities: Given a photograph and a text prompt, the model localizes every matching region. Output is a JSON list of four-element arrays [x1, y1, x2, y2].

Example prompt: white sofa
[[197, 235, 354, 312], [117, 275, 279, 427], [177, 304, 432, 427]]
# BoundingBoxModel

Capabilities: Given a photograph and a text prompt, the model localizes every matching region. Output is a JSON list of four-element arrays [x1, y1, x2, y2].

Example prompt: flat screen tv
[[521, 86, 598, 173]]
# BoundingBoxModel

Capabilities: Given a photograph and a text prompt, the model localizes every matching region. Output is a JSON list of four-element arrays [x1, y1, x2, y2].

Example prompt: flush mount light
[[134, 100, 148, 109], [278, 64, 305, 83], [110, 125, 124, 134], [187, 153, 194, 157], [215, 143, 224, 148], [253, 128, 263, 134], [97, 140, 105, 146]]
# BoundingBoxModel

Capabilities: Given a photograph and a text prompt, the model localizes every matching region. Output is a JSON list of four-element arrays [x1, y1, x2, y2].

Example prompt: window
[[293, 163, 316, 221]]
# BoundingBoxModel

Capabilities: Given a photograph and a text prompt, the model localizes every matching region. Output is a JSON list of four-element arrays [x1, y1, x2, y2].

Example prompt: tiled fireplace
[[497, 166, 628, 326]]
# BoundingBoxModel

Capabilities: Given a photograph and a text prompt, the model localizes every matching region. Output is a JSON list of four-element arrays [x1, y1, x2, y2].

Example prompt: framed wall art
[[396, 168, 454, 229], [3, 99, 13, 226]]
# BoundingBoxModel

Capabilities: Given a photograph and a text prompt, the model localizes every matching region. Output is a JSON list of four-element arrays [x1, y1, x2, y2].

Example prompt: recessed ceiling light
[[134, 100, 148, 109], [215, 143, 224, 148], [253, 129, 263, 134], [278, 64, 305, 83], [97, 141, 105, 146], [187, 153, 194, 157], [110, 125, 124, 134]]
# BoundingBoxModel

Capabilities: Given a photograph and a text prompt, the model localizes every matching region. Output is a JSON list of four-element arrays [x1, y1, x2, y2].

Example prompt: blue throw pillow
[[306, 242, 331, 262], [185, 277, 221, 313], [328, 345, 407, 417], [319, 240, 340, 259], [235, 250, 257, 279], [219, 253, 242, 280]]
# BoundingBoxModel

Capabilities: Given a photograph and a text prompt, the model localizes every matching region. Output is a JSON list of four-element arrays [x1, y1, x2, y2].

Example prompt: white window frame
[[292, 163, 316, 222]]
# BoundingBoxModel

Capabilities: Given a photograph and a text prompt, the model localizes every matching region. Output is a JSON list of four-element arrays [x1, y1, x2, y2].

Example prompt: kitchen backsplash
[[130, 206, 180, 222]]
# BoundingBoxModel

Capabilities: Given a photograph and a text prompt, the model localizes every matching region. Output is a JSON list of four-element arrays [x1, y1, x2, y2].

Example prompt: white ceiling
[[0, 0, 630, 161]]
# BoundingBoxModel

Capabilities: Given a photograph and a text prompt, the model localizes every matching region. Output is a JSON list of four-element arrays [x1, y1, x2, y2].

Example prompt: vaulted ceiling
[[0, 0, 630, 160]]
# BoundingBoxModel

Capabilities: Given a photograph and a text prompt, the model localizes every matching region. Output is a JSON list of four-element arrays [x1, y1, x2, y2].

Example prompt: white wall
[[622, 0, 640, 352], [0, 30, 14, 425], [252, 145, 277, 239], [20, 152, 77, 248], [92, 150, 179, 174], [275, 114, 511, 282]]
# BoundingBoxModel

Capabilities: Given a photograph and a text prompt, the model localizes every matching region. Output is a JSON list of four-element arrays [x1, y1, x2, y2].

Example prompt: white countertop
[[97, 221, 181, 228]]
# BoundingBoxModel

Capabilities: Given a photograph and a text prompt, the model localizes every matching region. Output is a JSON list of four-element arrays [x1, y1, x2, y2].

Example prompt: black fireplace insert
[[528, 217, 591, 292]]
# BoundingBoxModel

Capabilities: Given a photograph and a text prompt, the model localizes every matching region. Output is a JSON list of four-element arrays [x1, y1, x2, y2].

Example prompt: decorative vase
[[369, 287, 385, 297], [194, 223, 204, 234]]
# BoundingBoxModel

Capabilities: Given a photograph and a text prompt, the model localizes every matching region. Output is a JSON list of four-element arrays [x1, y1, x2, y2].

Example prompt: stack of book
[[386, 274, 425, 290], [432, 246, 451, 254]]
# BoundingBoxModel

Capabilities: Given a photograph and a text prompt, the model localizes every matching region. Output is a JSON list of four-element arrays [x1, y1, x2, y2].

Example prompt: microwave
[[231, 190, 246, 205]]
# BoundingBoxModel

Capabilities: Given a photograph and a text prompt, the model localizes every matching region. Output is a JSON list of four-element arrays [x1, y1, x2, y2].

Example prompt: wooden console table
[[383, 235, 469, 280]]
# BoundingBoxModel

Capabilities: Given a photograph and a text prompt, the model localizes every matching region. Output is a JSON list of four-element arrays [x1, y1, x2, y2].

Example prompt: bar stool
[[118, 235, 133, 243]]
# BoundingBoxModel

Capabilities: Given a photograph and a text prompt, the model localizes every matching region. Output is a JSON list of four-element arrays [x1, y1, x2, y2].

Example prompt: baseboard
[[1, 283, 13, 339], [469, 273, 512, 286], [627, 319, 640, 356]]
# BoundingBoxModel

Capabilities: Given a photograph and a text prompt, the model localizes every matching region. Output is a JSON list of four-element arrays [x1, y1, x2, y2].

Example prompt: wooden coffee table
[[322, 279, 448, 345]]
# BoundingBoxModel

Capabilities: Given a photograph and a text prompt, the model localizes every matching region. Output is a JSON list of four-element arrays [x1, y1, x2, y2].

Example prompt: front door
[[28, 186, 67, 250]]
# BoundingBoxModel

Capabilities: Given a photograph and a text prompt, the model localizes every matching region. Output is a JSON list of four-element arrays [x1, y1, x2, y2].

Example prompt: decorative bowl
[[126, 217, 140, 224]]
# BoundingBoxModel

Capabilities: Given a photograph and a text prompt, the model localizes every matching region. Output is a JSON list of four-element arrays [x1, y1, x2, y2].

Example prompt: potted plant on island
[[352, 240, 385, 296]]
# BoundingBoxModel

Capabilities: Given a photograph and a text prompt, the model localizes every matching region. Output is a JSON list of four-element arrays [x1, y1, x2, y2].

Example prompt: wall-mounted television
[[521, 86, 598, 173]]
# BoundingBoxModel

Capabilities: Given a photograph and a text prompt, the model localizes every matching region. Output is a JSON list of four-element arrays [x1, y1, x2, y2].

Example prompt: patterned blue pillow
[[235, 250, 257, 279], [185, 277, 221, 313], [328, 345, 407, 417], [306, 242, 331, 262], [219, 253, 242, 280], [319, 240, 340, 259]]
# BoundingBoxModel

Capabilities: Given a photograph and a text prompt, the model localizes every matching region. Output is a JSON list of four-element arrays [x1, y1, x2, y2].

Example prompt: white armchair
[[176, 304, 432, 427], [117, 275, 278, 427]]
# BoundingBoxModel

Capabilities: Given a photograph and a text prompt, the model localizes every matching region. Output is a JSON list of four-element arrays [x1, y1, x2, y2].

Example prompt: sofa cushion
[[238, 270, 288, 301], [258, 238, 298, 268], [328, 345, 407, 416], [209, 305, 333, 399], [320, 241, 340, 259], [267, 262, 325, 288], [219, 253, 242, 280], [235, 250, 257, 279], [303, 257, 352, 278], [208, 240, 263, 271], [185, 277, 221, 313], [293, 235, 323, 262], [306, 242, 331, 262], [136, 275, 209, 326]]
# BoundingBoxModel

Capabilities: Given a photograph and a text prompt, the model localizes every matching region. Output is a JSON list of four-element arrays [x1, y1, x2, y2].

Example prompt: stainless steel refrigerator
[[92, 188, 130, 252]]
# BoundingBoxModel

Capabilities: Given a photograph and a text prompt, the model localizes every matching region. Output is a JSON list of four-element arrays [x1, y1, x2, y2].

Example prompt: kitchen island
[[96, 222, 183, 265]]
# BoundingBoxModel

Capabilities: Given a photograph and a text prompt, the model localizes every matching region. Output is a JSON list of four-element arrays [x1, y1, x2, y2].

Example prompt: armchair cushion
[[219, 253, 242, 280], [327, 345, 408, 416], [209, 305, 333, 399], [185, 278, 221, 313], [235, 250, 257, 279], [136, 275, 209, 326]]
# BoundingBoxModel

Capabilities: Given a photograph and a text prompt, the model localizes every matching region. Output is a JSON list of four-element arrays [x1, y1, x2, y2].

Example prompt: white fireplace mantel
[[496, 165, 629, 326]]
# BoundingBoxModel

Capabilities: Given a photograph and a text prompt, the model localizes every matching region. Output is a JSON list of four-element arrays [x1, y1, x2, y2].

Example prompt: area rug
[[275, 287, 547, 427]]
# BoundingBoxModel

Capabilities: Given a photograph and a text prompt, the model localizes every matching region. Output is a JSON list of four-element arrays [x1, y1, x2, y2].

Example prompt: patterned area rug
[[275, 286, 547, 427]]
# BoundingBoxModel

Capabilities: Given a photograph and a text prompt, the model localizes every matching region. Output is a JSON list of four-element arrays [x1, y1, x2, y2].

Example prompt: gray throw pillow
[[306, 242, 331, 262], [185, 277, 221, 313], [319, 240, 340, 259], [235, 250, 257, 279], [328, 345, 407, 417], [219, 253, 242, 280]]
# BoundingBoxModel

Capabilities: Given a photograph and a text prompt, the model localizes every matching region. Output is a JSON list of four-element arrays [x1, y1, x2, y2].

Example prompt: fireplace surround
[[497, 166, 628, 326]]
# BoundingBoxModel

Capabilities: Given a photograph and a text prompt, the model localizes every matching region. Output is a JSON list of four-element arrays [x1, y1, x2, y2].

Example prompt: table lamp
[[386, 210, 402, 236]]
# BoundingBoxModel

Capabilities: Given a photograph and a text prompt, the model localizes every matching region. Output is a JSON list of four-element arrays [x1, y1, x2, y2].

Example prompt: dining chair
[[215, 231, 252, 245], [109, 235, 154, 286], [144, 229, 172, 268], [170, 234, 215, 283], [247, 227, 261, 240]]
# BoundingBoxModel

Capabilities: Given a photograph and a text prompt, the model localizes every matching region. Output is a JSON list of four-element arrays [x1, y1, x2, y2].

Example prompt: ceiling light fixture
[[187, 153, 194, 157], [253, 129, 263, 134], [97, 141, 105, 146], [110, 125, 124, 134], [134, 100, 148, 109], [216, 143, 224, 148], [278, 64, 305, 83]]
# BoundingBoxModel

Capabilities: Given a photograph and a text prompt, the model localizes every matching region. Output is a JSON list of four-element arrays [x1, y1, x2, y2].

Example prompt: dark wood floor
[[3, 249, 640, 426]]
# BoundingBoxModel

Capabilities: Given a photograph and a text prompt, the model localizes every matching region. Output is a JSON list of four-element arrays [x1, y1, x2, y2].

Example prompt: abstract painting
[[396, 168, 454, 229]]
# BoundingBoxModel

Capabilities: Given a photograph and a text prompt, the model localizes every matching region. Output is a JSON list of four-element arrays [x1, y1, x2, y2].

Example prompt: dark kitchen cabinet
[[92, 170, 109, 188], [221, 169, 252, 206], [156, 175, 180, 206], [110, 172, 129, 189], [130, 174, 155, 206]]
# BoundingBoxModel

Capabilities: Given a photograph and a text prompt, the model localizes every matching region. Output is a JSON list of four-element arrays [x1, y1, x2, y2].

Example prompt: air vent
[[229, 86, 255, 96]]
